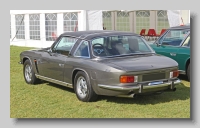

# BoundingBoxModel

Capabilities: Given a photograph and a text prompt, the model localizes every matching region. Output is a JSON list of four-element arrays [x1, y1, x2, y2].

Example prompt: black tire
[[74, 71, 98, 102], [187, 63, 190, 81], [23, 59, 40, 84]]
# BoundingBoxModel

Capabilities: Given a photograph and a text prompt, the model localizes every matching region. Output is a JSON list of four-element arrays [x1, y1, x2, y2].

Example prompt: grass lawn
[[10, 45, 190, 118]]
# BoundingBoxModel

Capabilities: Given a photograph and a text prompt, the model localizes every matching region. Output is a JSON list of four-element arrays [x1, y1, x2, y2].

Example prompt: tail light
[[170, 70, 179, 78], [120, 76, 138, 83]]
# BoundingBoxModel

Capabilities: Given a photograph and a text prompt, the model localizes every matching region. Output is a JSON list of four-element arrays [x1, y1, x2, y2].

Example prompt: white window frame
[[45, 13, 57, 41], [63, 12, 78, 32], [15, 14, 25, 39], [29, 14, 40, 40], [136, 11, 150, 34], [116, 11, 130, 32]]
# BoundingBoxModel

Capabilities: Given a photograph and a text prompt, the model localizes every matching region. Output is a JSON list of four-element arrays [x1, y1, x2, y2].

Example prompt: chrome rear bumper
[[98, 79, 181, 93]]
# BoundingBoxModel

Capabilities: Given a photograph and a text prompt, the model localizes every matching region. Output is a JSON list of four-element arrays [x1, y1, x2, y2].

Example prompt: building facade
[[10, 10, 190, 48]]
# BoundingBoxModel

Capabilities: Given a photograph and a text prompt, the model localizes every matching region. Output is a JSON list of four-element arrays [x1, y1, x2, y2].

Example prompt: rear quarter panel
[[64, 58, 124, 94]]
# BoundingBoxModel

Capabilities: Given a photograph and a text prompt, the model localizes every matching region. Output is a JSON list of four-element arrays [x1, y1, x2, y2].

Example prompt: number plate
[[148, 81, 163, 86]]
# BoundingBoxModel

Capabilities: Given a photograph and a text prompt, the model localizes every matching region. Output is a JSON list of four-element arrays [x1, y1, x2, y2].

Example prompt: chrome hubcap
[[76, 76, 88, 98], [25, 64, 32, 82]]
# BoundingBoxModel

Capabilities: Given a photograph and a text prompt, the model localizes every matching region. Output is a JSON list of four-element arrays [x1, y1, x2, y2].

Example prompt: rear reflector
[[120, 76, 138, 83], [170, 70, 179, 78]]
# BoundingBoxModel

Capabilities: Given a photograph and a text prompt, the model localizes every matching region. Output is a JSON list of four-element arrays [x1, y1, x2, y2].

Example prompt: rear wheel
[[187, 63, 190, 81], [23, 59, 40, 84], [74, 71, 98, 102]]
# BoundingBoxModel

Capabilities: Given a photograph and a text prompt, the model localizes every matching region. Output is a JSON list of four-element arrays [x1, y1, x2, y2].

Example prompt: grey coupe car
[[19, 30, 181, 102]]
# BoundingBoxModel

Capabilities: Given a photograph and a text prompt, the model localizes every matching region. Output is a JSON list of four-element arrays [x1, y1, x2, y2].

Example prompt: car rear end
[[95, 66, 180, 97]]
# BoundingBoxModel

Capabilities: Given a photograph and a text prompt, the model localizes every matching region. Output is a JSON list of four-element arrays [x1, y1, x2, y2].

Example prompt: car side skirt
[[35, 74, 73, 88]]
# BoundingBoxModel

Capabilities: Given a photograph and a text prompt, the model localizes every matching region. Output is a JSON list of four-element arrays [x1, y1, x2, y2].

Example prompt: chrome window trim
[[181, 46, 190, 48], [73, 40, 90, 58], [154, 30, 168, 44]]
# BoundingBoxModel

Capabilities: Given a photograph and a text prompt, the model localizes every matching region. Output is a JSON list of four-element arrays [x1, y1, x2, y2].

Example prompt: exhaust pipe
[[117, 87, 176, 98]]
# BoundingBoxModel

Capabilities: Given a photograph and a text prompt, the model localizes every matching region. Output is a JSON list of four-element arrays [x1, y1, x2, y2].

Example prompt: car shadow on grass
[[98, 82, 190, 105], [37, 77, 190, 105]]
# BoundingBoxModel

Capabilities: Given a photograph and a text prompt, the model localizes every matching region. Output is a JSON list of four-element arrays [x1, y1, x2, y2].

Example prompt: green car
[[149, 25, 190, 81]]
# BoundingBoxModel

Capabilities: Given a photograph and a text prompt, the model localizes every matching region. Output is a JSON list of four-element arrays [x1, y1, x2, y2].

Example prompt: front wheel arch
[[23, 57, 29, 64]]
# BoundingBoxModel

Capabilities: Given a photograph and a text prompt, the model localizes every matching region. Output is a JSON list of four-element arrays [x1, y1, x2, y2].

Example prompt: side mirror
[[46, 48, 52, 56], [47, 48, 52, 52], [156, 43, 161, 47]]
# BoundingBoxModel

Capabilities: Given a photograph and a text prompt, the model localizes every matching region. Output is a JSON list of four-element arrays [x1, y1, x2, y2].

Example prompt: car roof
[[60, 30, 140, 40], [169, 25, 190, 30]]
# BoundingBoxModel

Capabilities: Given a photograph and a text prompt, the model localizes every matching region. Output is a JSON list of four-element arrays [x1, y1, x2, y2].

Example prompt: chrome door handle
[[170, 53, 176, 56], [59, 64, 64, 67]]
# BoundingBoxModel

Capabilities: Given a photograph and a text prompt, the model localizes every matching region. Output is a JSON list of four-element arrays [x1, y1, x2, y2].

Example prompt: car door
[[37, 37, 77, 81], [175, 33, 190, 71], [62, 40, 91, 84], [153, 29, 190, 61]]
